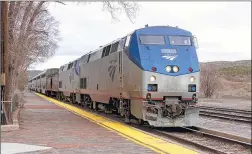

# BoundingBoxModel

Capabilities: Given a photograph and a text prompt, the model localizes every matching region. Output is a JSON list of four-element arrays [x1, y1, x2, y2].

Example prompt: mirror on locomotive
[[192, 35, 199, 49]]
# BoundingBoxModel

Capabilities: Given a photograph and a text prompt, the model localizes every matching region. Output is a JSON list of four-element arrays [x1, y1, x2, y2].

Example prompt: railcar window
[[105, 45, 111, 56], [52, 69, 59, 75], [87, 54, 91, 63], [88, 52, 96, 62], [41, 74, 46, 78], [80, 54, 89, 64], [168, 36, 191, 46], [63, 64, 68, 71], [118, 38, 126, 51], [110, 42, 119, 54], [59, 66, 63, 72], [102, 47, 107, 57], [139, 35, 165, 45], [67, 63, 73, 70], [89, 49, 103, 62], [125, 35, 131, 47], [102, 45, 111, 57], [96, 49, 103, 59]]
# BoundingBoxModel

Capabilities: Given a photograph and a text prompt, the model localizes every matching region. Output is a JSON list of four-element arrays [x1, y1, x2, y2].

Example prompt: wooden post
[[3, 1, 10, 124]]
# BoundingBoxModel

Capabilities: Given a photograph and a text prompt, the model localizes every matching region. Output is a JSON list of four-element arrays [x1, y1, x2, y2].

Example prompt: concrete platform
[[1, 91, 198, 154]]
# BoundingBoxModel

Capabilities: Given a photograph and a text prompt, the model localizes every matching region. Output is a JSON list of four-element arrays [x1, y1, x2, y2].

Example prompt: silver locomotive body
[[73, 26, 200, 127]]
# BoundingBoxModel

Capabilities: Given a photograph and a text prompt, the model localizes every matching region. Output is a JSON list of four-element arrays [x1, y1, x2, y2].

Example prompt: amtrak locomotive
[[28, 25, 200, 127]]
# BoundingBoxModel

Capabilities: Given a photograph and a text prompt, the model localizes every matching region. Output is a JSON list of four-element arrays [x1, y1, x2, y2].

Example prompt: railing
[[1, 100, 15, 125]]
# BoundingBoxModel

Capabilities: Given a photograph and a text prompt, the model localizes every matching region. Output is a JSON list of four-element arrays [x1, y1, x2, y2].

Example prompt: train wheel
[[90, 101, 93, 110], [125, 110, 131, 124], [138, 119, 144, 125], [123, 100, 131, 124], [94, 102, 98, 112]]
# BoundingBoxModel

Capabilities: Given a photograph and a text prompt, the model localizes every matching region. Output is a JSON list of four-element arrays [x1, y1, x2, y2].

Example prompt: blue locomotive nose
[[127, 26, 200, 76], [136, 45, 199, 76]]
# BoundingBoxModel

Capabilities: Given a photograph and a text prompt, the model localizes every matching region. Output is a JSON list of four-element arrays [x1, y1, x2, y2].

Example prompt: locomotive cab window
[[139, 35, 165, 45], [125, 35, 131, 47], [168, 36, 191, 46]]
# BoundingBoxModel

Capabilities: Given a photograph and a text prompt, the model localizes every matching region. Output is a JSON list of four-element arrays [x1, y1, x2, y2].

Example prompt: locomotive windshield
[[168, 36, 191, 46], [139, 35, 165, 45]]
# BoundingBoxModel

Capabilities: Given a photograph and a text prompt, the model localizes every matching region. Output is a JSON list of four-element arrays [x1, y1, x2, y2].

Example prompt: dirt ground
[[200, 77, 251, 100]]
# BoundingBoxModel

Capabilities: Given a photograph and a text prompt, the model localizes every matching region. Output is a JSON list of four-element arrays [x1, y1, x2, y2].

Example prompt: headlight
[[190, 76, 195, 82], [150, 75, 156, 82], [173, 66, 179, 72], [166, 66, 172, 72]]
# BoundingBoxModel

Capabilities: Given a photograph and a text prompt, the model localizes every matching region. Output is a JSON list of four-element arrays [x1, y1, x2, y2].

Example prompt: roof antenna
[[145, 24, 148, 27]]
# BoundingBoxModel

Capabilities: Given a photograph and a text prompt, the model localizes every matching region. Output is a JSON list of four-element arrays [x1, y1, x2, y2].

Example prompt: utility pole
[[0, 1, 10, 124], [3, 1, 8, 103], [0, 1, 2, 125]]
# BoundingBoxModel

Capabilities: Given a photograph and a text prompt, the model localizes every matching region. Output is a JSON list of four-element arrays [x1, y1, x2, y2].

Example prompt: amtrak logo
[[108, 58, 118, 82], [75, 59, 80, 76], [161, 49, 178, 61], [69, 70, 73, 83]]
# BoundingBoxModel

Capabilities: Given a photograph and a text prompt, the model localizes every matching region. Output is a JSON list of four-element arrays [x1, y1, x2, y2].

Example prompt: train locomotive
[[28, 25, 200, 127]]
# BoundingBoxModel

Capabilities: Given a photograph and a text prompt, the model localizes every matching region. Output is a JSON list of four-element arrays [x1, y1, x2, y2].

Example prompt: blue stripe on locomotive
[[127, 26, 200, 76]]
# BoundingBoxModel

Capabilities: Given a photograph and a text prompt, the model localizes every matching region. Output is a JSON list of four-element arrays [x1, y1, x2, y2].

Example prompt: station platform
[[1, 91, 198, 154]]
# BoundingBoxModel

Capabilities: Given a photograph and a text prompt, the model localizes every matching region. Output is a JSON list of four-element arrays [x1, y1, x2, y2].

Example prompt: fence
[[1, 94, 19, 125]]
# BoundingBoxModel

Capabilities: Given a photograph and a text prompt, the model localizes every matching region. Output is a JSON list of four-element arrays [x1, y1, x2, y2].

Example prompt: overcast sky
[[34, 2, 251, 70]]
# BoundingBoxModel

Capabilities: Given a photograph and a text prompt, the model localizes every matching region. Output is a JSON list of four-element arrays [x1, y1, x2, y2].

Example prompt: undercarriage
[[142, 97, 199, 127]]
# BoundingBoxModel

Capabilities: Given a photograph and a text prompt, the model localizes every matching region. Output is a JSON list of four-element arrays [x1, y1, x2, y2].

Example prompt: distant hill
[[200, 60, 251, 78], [199, 60, 251, 99], [200, 60, 251, 69], [27, 70, 43, 80]]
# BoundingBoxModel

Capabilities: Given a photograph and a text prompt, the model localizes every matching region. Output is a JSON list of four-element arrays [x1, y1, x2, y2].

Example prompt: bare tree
[[200, 64, 220, 98], [102, 1, 139, 23], [6, 1, 139, 94], [7, 1, 59, 99], [76, 1, 140, 23]]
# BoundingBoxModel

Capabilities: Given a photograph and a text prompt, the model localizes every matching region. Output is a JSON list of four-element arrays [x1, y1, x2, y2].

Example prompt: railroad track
[[155, 127, 251, 154], [199, 106, 252, 123]]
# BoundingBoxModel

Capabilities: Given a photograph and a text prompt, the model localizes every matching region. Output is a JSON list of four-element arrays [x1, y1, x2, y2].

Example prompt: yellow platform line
[[36, 93, 198, 154]]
